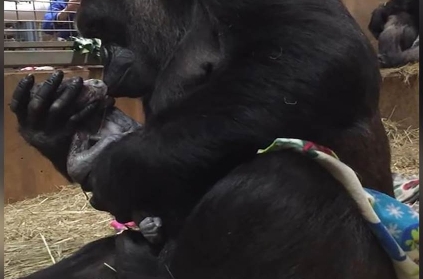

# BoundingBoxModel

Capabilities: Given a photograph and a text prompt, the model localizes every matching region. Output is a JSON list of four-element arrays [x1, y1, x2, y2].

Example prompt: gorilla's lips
[[100, 44, 138, 97]]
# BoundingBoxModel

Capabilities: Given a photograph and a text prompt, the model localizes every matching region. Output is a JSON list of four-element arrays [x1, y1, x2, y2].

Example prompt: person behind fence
[[42, 0, 80, 41]]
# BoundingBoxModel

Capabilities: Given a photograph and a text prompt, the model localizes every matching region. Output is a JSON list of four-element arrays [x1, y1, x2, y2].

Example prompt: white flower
[[386, 203, 404, 219], [408, 208, 419, 220], [387, 223, 402, 239]]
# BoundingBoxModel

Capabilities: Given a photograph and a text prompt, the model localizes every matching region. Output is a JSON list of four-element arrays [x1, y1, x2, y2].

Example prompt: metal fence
[[4, 0, 100, 68]]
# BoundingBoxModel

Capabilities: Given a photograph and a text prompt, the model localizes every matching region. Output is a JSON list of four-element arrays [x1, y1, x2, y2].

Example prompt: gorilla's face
[[76, 0, 184, 98]]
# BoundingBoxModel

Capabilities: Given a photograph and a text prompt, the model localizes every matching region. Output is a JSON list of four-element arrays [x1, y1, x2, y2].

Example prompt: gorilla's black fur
[[12, 0, 396, 278], [19, 151, 396, 279]]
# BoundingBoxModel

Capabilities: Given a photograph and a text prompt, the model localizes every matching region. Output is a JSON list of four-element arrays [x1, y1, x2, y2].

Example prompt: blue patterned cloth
[[365, 189, 419, 265], [258, 138, 419, 279]]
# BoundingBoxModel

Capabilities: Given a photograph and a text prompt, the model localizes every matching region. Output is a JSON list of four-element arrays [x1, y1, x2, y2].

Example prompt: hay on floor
[[383, 118, 419, 175], [380, 62, 419, 84], [4, 186, 114, 279], [4, 119, 420, 279]]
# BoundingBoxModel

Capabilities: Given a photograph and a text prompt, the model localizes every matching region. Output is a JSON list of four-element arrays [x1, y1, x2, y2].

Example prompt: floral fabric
[[393, 173, 419, 213], [258, 138, 419, 279]]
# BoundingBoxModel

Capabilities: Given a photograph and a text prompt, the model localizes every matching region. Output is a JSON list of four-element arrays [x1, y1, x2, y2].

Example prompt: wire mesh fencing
[[5, 0, 79, 42], [4, 0, 100, 68]]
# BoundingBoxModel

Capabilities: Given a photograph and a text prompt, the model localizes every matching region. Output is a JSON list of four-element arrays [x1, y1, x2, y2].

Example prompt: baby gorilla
[[29, 79, 141, 186], [29, 78, 163, 244]]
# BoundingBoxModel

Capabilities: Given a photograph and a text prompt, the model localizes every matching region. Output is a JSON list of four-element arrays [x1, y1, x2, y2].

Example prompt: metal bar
[[5, 0, 72, 3], [4, 0, 71, 2], [5, 29, 78, 32], [5, 19, 77, 23], [4, 9, 77, 13], [5, 41, 75, 49], [4, 50, 101, 67]]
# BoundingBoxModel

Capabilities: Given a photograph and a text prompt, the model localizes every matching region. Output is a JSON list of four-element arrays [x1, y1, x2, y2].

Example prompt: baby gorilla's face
[[80, 79, 111, 105], [65, 78, 143, 188]]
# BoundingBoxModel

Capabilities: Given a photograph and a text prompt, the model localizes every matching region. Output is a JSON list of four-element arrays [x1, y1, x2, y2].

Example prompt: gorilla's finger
[[67, 102, 100, 128], [48, 77, 83, 118], [153, 217, 162, 227], [27, 71, 64, 125], [69, 132, 91, 155], [10, 74, 35, 123]]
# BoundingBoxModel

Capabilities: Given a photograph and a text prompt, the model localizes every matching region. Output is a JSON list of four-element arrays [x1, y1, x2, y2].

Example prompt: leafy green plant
[[69, 36, 102, 58]]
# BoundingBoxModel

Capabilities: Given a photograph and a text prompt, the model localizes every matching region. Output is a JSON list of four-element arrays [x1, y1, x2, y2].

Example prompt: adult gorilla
[[12, 0, 396, 277], [368, 0, 419, 68], [368, 0, 419, 39]]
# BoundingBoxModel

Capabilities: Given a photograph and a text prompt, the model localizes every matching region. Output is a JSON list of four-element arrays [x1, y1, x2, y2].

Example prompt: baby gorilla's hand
[[139, 217, 163, 244], [67, 132, 128, 186]]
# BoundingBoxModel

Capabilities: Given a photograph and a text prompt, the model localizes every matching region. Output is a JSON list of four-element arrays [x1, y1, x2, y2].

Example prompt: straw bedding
[[380, 62, 419, 83], [4, 188, 114, 279], [5, 121, 419, 278], [384, 119, 419, 176]]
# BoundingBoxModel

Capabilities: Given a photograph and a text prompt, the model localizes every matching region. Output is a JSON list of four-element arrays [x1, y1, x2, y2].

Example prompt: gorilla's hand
[[10, 71, 99, 180], [378, 53, 399, 68]]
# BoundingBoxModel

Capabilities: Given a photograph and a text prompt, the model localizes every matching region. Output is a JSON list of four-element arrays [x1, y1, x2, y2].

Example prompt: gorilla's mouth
[[100, 44, 138, 97]]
